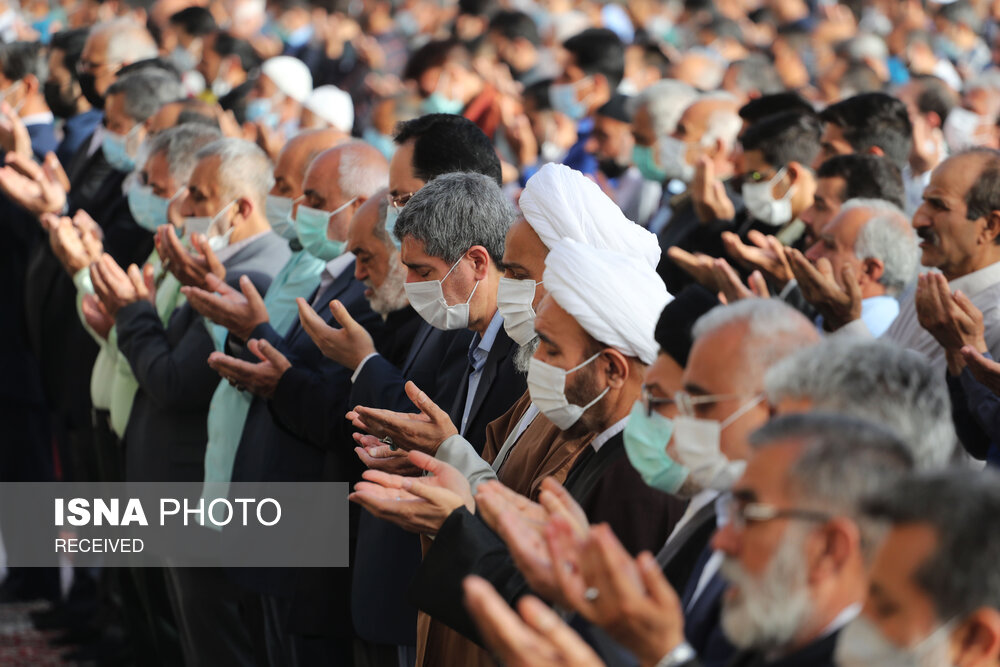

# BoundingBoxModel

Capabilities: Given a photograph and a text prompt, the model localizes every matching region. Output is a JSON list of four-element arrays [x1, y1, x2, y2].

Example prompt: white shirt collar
[[591, 415, 629, 452], [949, 260, 1000, 296], [20, 111, 53, 127]]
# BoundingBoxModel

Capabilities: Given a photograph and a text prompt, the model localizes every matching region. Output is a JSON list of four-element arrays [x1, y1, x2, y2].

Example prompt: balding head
[[271, 128, 347, 199], [88, 19, 158, 67], [299, 141, 389, 244]]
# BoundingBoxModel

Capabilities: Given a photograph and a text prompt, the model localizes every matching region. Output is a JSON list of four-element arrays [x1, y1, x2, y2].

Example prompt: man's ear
[[954, 607, 1000, 667], [861, 257, 885, 286], [466, 245, 492, 280], [601, 348, 630, 389], [22, 73, 39, 96], [866, 145, 886, 158], [235, 196, 254, 222], [982, 210, 1000, 245]]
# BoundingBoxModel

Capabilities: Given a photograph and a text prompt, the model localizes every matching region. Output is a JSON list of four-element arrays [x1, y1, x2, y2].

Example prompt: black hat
[[654, 284, 720, 367]]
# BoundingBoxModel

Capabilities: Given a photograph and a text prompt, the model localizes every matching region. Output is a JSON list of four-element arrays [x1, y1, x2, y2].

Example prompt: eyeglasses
[[718, 491, 833, 531], [639, 387, 759, 419], [387, 191, 415, 209]]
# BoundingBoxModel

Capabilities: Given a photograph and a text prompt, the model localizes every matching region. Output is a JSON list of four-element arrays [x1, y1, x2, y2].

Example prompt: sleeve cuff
[[73, 266, 94, 295], [778, 278, 798, 300], [654, 641, 696, 667], [351, 353, 379, 383]]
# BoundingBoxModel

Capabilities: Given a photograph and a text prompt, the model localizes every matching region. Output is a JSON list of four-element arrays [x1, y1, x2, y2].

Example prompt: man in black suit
[[462, 413, 915, 667], [104, 138, 291, 666]]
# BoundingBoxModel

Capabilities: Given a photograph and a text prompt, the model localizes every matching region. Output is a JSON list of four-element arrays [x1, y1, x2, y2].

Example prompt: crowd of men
[[4, 0, 1000, 666]]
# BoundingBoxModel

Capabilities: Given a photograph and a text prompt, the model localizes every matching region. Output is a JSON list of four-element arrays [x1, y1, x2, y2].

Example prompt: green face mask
[[633, 144, 668, 184], [295, 197, 356, 261], [623, 400, 689, 493]]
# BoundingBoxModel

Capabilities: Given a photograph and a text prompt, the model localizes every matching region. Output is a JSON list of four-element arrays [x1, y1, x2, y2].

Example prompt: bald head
[[300, 142, 389, 244], [271, 128, 346, 199]]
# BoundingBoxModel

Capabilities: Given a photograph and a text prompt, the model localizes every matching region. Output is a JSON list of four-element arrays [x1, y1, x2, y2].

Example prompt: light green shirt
[[201, 248, 325, 503]]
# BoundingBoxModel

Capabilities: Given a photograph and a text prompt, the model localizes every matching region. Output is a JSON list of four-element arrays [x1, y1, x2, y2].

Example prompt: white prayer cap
[[543, 238, 672, 365], [261, 56, 313, 103], [305, 85, 354, 133], [519, 163, 661, 269]]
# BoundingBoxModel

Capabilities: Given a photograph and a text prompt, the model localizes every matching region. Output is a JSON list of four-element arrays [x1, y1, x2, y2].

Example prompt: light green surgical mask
[[623, 400, 689, 493], [633, 144, 668, 183], [294, 197, 356, 261]]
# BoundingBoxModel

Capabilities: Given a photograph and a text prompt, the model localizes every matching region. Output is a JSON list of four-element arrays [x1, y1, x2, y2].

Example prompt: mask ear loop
[[720, 394, 765, 431]]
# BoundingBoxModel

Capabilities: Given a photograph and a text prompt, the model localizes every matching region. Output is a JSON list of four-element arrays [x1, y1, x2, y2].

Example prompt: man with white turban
[[350, 238, 686, 667]]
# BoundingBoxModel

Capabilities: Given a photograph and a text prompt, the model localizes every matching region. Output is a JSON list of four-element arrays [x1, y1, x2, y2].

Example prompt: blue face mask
[[623, 400, 689, 493], [421, 92, 465, 115], [295, 197, 356, 261], [266, 194, 299, 241], [549, 79, 589, 121], [127, 183, 177, 232], [633, 144, 668, 183], [246, 97, 279, 128], [363, 127, 397, 161], [102, 126, 139, 172], [384, 205, 402, 249]]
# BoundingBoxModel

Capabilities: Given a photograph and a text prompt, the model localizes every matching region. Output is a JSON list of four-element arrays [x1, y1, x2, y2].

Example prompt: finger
[[463, 576, 539, 661], [404, 381, 452, 425], [747, 229, 770, 250], [298, 297, 334, 339], [250, 338, 287, 367], [239, 274, 264, 308], [44, 152, 70, 192], [539, 478, 588, 536], [637, 551, 682, 610], [361, 468, 408, 489], [328, 298, 361, 332], [841, 263, 862, 305], [962, 346, 1000, 385], [748, 270, 770, 298], [518, 595, 599, 663], [126, 263, 145, 292], [954, 289, 984, 323], [203, 271, 235, 296], [203, 235, 225, 276]]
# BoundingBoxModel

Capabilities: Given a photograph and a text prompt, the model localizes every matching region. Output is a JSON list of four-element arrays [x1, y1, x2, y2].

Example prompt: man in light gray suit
[[93, 138, 291, 666]]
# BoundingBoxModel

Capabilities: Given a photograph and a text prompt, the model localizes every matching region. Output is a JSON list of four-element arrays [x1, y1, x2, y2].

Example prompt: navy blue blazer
[[55, 109, 101, 167]]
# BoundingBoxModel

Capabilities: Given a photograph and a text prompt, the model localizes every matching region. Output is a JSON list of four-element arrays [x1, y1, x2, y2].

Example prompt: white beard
[[719, 522, 816, 652], [368, 256, 410, 316], [513, 336, 540, 374]]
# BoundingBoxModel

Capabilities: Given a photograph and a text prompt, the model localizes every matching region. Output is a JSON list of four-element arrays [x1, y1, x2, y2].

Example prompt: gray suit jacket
[[118, 231, 291, 483]]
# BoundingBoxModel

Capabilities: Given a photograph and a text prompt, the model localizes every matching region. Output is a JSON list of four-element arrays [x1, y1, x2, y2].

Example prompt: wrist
[[643, 640, 695, 667]]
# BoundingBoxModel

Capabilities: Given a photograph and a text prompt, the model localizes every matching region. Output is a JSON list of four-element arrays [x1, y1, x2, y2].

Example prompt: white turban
[[519, 163, 661, 269], [261, 56, 313, 103], [544, 238, 672, 365]]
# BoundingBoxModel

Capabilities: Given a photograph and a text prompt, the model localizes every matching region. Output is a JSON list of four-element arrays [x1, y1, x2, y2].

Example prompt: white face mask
[[834, 614, 955, 667], [497, 277, 541, 346], [527, 352, 609, 430], [670, 395, 763, 493], [184, 200, 236, 243], [659, 136, 696, 182], [742, 167, 794, 226], [403, 255, 480, 330]]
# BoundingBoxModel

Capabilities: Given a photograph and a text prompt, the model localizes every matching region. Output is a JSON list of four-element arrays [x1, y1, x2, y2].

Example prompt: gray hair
[[372, 196, 391, 247], [337, 142, 390, 201], [194, 138, 274, 207], [862, 469, 1000, 621], [731, 54, 784, 96], [393, 172, 515, 264], [839, 198, 919, 293], [146, 124, 222, 186], [764, 338, 956, 470], [92, 19, 158, 66], [692, 300, 820, 390], [843, 33, 889, 63], [633, 79, 698, 138], [106, 70, 183, 123], [750, 412, 914, 560], [702, 107, 742, 152]]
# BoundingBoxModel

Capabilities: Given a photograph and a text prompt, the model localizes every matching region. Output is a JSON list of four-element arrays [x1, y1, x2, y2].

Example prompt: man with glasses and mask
[[47, 28, 102, 165]]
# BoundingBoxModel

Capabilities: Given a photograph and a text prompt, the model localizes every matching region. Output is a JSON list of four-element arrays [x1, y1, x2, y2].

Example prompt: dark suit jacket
[[678, 628, 841, 667], [117, 232, 291, 482], [681, 549, 733, 667], [25, 121, 58, 162], [409, 432, 684, 643], [55, 109, 102, 167]]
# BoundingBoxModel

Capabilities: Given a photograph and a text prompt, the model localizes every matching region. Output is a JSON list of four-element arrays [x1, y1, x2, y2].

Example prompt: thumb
[[841, 264, 862, 302], [143, 263, 155, 292], [239, 274, 264, 307], [404, 380, 448, 423], [253, 338, 284, 365], [407, 449, 441, 476], [328, 299, 359, 331]]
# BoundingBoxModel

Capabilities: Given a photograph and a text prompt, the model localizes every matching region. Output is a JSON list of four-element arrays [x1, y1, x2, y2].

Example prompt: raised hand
[[722, 229, 793, 288], [0, 150, 67, 216], [354, 443, 422, 476], [156, 226, 225, 289], [298, 298, 376, 370], [691, 157, 735, 223], [916, 272, 986, 375], [667, 246, 720, 292], [50, 216, 99, 275], [90, 254, 153, 318], [81, 293, 114, 340], [961, 345, 1000, 394], [476, 480, 550, 535], [711, 257, 768, 304], [463, 576, 604, 667], [206, 338, 290, 397], [788, 248, 862, 331], [182, 273, 269, 340], [346, 381, 458, 455]]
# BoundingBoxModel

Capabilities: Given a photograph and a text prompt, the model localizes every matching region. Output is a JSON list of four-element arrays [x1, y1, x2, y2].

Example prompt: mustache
[[917, 228, 939, 245]]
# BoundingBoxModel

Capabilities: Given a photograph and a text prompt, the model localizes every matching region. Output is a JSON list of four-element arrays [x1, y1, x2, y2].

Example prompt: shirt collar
[[591, 414, 629, 452], [949, 260, 1000, 296], [323, 251, 356, 281], [20, 111, 53, 126], [468, 309, 504, 372], [214, 230, 270, 265]]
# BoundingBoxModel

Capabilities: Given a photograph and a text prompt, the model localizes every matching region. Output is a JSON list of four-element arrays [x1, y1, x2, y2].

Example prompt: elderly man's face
[[79, 31, 119, 98], [710, 440, 825, 650], [144, 150, 178, 200], [500, 218, 548, 310], [912, 154, 999, 279], [181, 155, 230, 218], [300, 154, 355, 243], [680, 322, 770, 463], [103, 92, 138, 136], [349, 198, 408, 314], [850, 524, 952, 658], [804, 207, 870, 291], [799, 176, 846, 248], [145, 102, 186, 136]]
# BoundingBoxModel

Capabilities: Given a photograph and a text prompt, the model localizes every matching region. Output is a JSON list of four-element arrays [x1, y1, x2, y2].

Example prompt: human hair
[[93, 19, 159, 66], [819, 93, 913, 170], [730, 54, 784, 97], [692, 299, 819, 389], [633, 79, 698, 138], [815, 154, 904, 209], [839, 198, 919, 292], [938, 0, 981, 32], [393, 171, 515, 265], [50, 28, 89, 84], [169, 6, 217, 36], [393, 114, 502, 186], [106, 69, 183, 123], [701, 105, 743, 152], [147, 124, 222, 185], [911, 74, 956, 124], [403, 39, 466, 82], [0, 42, 46, 83], [764, 338, 955, 470], [738, 92, 814, 123], [960, 149, 1000, 231], [212, 32, 261, 72], [488, 10, 539, 46], [458, 0, 498, 17], [750, 412, 914, 560], [838, 63, 883, 98], [862, 469, 1000, 621], [740, 111, 823, 170], [336, 142, 390, 200], [372, 196, 391, 247], [562, 28, 625, 90], [194, 138, 274, 207], [842, 32, 888, 63]]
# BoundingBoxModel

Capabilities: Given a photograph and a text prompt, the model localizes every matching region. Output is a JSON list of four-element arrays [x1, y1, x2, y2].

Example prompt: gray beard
[[368, 256, 410, 316], [513, 336, 540, 374]]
